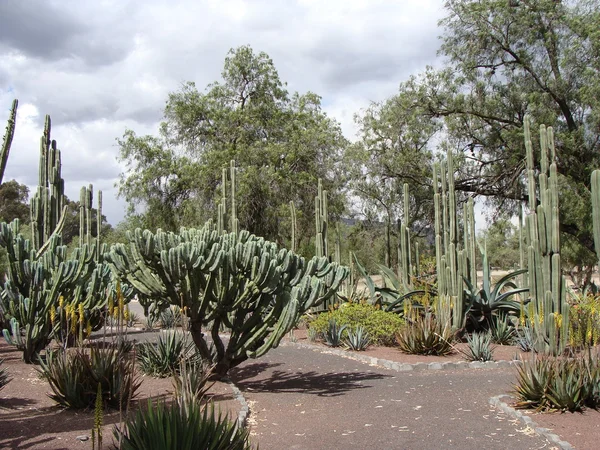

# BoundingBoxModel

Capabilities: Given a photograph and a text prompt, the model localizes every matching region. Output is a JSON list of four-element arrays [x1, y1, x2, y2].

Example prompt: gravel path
[[230, 344, 554, 450]]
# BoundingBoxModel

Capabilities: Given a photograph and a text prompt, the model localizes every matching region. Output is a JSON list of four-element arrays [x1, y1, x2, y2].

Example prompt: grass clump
[[308, 302, 404, 346]]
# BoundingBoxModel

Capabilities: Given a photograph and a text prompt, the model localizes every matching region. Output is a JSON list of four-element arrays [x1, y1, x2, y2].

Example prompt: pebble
[[76, 435, 89, 441]]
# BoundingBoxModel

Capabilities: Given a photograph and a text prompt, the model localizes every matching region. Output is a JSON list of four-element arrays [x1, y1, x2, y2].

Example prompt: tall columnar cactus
[[523, 118, 569, 355], [290, 201, 297, 253], [107, 221, 348, 376], [0, 99, 17, 185], [217, 160, 239, 235], [433, 152, 475, 329], [315, 178, 328, 258], [397, 183, 413, 289], [0, 105, 110, 361], [591, 170, 600, 270]]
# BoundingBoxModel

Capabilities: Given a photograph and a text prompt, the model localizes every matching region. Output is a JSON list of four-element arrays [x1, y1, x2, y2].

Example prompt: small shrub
[[345, 326, 370, 351], [308, 302, 404, 346], [396, 314, 454, 356], [324, 319, 347, 347], [569, 293, 600, 349], [461, 332, 495, 362], [0, 359, 10, 391], [39, 347, 140, 409], [114, 399, 252, 450], [137, 331, 194, 378]]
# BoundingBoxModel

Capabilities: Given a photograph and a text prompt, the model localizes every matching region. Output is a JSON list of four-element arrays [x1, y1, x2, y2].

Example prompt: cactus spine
[[523, 118, 569, 355]]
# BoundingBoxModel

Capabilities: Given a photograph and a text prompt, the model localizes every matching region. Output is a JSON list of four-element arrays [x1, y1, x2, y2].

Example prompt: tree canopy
[[117, 46, 348, 252]]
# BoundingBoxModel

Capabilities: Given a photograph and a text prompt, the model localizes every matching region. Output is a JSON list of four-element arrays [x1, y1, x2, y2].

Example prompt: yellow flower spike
[[70, 309, 77, 333], [79, 304, 85, 325], [59, 296, 64, 309], [107, 293, 114, 313], [50, 305, 56, 325], [124, 306, 130, 322], [86, 321, 92, 337], [113, 306, 119, 320], [555, 313, 562, 330]]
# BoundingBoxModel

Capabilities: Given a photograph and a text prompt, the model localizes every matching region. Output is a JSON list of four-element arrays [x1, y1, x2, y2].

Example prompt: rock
[[76, 435, 89, 442]]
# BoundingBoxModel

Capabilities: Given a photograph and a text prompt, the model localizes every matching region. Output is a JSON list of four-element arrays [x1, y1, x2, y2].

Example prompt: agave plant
[[460, 332, 495, 362], [490, 315, 516, 345], [39, 347, 140, 409], [324, 319, 347, 347], [136, 331, 195, 378], [396, 314, 454, 356], [514, 357, 554, 410], [462, 243, 528, 330], [352, 253, 434, 314], [515, 326, 536, 352], [114, 399, 252, 450], [345, 325, 370, 351], [0, 359, 10, 391]]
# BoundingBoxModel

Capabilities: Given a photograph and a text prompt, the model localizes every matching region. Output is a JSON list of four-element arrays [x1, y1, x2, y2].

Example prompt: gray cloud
[[0, 0, 447, 224]]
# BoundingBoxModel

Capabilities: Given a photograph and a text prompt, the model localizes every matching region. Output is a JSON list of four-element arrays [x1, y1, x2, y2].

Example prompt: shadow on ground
[[230, 362, 391, 397]]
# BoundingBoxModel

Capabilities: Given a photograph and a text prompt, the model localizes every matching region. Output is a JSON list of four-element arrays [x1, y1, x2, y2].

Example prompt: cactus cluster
[[0, 103, 111, 362], [521, 118, 569, 355], [433, 151, 477, 329], [107, 222, 348, 376]]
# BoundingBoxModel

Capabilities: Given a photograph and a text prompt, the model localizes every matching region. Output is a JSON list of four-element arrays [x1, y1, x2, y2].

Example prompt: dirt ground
[[0, 340, 241, 450]]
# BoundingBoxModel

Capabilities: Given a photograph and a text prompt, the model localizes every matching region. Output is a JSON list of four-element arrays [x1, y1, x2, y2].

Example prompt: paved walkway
[[230, 344, 554, 450]]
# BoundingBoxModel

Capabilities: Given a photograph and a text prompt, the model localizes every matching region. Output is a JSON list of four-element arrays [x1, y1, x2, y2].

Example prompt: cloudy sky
[[0, 0, 446, 225]]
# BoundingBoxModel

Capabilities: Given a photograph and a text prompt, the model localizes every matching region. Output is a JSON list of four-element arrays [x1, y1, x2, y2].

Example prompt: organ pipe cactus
[[107, 221, 348, 376], [0, 104, 111, 361], [523, 118, 569, 355], [315, 178, 328, 258], [591, 170, 600, 270], [0, 99, 17, 185]]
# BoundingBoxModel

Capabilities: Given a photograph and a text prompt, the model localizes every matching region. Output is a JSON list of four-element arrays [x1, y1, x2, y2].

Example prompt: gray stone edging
[[221, 376, 250, 429], [285, 341, 523, 372], [489, 395, 574, 450]]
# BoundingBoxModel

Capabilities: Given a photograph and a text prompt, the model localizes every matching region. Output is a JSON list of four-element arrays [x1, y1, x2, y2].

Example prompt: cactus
[[315, 179, 328, 258], [0, 105, 111, 361], [217, 160, 239, 235], [591, 170, 600, 270], [107, 221, 348, 376], [290, 201, 297, 253], [0, 99, 17, 185], [523, 118, 569, 355]]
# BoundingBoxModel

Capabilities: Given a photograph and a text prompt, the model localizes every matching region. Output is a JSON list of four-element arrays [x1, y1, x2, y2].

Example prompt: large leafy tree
[[0, 180, 29, 224], [117, 46, 348, 251], [433, 0, 600, 249]]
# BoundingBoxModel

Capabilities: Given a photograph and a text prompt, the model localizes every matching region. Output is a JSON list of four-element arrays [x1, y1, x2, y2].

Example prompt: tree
[[346, 78, 440, 266], [0, 180, 29, 224], [117, 46, 348, 252], [386, 0, 600, 258], [478, 218, 520, 270]]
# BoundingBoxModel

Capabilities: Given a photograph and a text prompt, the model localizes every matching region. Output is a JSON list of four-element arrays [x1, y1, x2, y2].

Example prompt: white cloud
[[0, 0, 447, 225]]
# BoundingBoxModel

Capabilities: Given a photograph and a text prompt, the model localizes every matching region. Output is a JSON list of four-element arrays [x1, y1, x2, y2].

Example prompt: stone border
[[221, 376, 250, 429], [286, 341, 522, 372], [489, 396, 574, 449]]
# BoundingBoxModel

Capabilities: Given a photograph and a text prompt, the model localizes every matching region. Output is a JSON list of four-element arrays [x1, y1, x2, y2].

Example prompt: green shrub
[[308, 302, 404, 346], [137, 331, 195, 378], [39, 347, 140, 409], [114, 399, 252, 450], [569, 293, 600, 349], [396, 314, 454, 356]]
